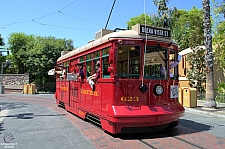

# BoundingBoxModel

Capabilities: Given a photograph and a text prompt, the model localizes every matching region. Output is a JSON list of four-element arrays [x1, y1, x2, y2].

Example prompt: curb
[[184, 107, 225, 119]]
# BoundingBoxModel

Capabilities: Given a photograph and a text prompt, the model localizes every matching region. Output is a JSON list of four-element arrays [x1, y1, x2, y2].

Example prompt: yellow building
[[178, 46, 225, 92]]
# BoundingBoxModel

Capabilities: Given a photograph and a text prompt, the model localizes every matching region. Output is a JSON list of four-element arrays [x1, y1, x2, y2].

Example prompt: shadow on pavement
[[178, 119, 212, 131], [113, 119, 212, 140], [0, 102, 28, 110], [0, 123, 5, 132], [2, 113, 67, 119]]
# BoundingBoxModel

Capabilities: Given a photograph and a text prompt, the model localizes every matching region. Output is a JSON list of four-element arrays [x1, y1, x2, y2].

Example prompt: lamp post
[[0, 60, 11, 94]]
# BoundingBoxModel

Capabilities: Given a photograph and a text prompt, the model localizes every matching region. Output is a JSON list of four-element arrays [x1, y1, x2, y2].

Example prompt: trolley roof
[[57, 24, 177, 62]]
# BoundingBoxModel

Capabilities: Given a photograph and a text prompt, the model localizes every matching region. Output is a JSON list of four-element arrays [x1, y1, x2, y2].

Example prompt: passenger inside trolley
[[87, 61, 101, 89], [54, 65, 66, 80], [76, 63, 84, 80], [160, 64, 166, 77]]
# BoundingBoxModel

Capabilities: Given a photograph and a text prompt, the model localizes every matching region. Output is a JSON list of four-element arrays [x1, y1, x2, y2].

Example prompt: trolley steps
[[86, 114, 101, 126]]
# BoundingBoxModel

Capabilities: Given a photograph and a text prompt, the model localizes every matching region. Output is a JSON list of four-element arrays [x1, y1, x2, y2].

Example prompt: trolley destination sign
[[139, 25, 171, 38]]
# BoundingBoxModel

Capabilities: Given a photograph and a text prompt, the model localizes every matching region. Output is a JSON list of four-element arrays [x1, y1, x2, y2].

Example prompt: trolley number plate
[[120, 96, 139, 102]]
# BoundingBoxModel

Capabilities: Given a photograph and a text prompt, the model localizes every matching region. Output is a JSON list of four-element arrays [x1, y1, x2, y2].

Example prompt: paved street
[[0, 94, 95, 149], [0, 94, 225, 149]]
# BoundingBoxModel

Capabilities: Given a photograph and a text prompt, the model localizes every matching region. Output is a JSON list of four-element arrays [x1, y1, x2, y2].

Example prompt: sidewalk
[[184, 100, 225, 119]]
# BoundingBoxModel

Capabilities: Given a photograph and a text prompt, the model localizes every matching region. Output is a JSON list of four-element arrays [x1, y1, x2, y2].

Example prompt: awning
[[179, 46, 205, 55]]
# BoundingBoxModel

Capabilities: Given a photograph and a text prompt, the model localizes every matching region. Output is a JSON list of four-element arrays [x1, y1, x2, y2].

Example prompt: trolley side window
[[86, 54, 92, 77], [144, 46, 167, 79], [93, 51, 100, 77], [117, 45, 141, 79], [102, 47, 110, 78]]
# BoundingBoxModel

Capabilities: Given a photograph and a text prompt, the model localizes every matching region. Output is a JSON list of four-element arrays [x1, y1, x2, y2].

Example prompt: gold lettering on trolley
[[120, 96, 139, 102], [60, 87, 68, 91], [80, 89, 99, 96]]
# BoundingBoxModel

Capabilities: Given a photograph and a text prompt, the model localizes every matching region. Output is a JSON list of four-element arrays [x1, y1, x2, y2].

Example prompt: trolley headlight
[[154, 85, 164, 96]]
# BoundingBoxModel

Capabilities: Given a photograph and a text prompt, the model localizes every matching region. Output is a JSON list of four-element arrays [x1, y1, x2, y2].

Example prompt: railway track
[[85, 118, 207, 149], [133, 132, 207, 149]]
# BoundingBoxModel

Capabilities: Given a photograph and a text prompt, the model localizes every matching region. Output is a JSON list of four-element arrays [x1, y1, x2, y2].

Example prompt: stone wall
[[1, 73, 29, 89]]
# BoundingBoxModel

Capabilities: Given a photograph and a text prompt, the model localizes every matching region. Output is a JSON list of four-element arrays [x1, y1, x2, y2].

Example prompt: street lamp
[[0, 60, 11, 94]]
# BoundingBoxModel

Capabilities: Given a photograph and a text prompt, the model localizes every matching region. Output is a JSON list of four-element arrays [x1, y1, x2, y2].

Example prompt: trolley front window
[[144, 46, 167, 79], [117, 45, 141, 79]]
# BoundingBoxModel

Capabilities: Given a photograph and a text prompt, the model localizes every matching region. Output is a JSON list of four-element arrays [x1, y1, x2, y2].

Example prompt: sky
[[0, 0, 204, 48]]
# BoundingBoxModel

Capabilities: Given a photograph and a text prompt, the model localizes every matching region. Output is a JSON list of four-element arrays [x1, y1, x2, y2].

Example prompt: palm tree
[[202, 0, 216, 108]]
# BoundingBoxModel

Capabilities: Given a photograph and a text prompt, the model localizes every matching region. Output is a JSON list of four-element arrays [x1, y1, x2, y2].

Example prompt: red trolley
[[54, 24, 185, 134]]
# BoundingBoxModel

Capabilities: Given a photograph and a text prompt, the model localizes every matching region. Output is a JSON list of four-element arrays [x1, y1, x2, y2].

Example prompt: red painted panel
[[92, 83, 101, 113], [101, 82, 114, 115], [56, 81, 68, 101]]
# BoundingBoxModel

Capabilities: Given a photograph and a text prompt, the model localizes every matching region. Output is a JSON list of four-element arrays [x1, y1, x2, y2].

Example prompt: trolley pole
[[105, 0, 116, 29]]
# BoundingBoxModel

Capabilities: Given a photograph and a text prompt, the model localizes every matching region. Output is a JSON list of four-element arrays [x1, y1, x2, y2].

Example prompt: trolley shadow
[[112, 119, 212, 140]]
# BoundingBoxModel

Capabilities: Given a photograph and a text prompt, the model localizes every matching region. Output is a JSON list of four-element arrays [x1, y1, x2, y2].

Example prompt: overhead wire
[[33, 12, 58, 20], [0, 0, 103, 31], [59, 0, 79, 11], [115, 6, 126, 29], [31, 19, 95, 31], [42, 24, 95, 31], [58, 11, 104, 27], [1, 20, 32, 27]]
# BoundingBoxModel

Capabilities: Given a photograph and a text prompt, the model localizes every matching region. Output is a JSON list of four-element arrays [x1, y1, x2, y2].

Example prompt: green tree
[[8, 33, 35, 73], [213, 22, 225, 68], [202, 0, 216, 108], [186, 47, 206, 92], [25, 36, 73, 76], [25, 36, 73, 90], [7, 33, 74, 91], [212, 0, 225, 68], [213, 0, 225, 18], [153, 0, 171, 28], [0, 36, 4, 46], [169, 7, 206, 93], [172, 7, 204, 50], [127, 0, 177, 29], [127, 14, 160, 29]]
